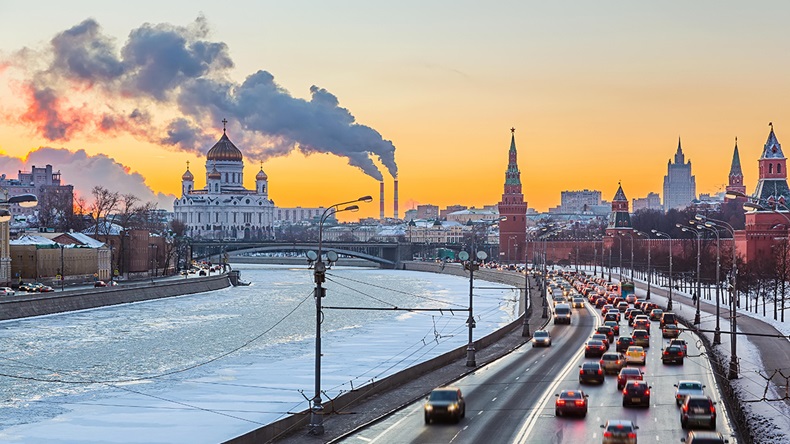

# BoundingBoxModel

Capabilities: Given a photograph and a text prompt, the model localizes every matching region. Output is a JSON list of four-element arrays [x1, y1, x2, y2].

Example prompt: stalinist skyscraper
[[663, 138, 697, 212]]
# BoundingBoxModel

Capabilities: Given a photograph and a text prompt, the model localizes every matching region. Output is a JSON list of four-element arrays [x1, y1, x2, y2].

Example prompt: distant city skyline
[[1, 2, 789, 219]]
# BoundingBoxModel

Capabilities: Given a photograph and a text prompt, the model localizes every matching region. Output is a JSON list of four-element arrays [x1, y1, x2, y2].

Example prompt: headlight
[[447, 403, 457, 411], [424, 404, 433, 411]]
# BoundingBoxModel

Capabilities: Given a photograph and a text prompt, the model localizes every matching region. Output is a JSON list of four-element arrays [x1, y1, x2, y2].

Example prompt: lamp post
[[697, 222, 721, 345], [305, 195, 372, 436], [678, 223, 702, 324], [459, 249, 487, 366], [695, 214, 739, 378], [59, 244, 65, 291], [652, 229, 673, 310], [508, 235, 517, 264], [619, 231, 635, 282], [633, 230, 652, 300]]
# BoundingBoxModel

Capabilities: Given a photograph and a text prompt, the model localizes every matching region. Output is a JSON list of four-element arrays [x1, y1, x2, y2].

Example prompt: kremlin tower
[[497, 128, 527, 263]]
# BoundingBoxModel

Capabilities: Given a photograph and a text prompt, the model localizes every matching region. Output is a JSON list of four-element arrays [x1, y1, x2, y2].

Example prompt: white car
[[674, 380, 706, 405], [532, 330, 552, 347], [0, 287, 15, 296]]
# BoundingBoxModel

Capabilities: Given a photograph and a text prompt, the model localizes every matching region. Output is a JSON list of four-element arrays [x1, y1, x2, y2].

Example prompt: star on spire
[[510, 127, 515, 134]]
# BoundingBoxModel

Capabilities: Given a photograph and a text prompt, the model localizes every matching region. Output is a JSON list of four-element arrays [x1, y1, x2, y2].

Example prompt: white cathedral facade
[[173, 128, 276, 240]]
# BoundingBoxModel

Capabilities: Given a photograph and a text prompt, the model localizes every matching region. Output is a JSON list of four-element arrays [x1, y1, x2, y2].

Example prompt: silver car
[[674, 380, 706, 405], [532, 330, 552, 347]]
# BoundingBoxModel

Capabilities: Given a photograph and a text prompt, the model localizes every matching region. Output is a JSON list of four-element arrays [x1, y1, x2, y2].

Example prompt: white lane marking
[[492, 397, 497, 402], [367, 403, 423, 444], [513, 299, 601, 444], [356, 437, 371, 442], [515, 376, 520, 380], [477, 411, 483, 415]]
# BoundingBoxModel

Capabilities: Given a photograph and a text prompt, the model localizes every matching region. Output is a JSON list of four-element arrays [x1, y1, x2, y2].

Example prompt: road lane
[[338, 302, 597, 444]]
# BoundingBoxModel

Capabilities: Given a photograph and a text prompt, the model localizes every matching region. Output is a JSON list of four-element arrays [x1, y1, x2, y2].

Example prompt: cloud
[[0, 148, 175, 210], [2, 16, 398, 180]]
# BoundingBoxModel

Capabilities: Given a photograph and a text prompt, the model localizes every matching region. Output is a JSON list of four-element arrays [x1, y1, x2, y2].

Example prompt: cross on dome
[[222, 118, 228, 133]]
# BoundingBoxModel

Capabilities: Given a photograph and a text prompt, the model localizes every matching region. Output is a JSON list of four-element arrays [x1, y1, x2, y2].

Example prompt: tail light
[[575, 400, 585, 406], [622, 388, 627, 395], [586, 346, 590, 350], [679, 351, 684, 356], [580, 369, 584, 375], [603, 432, 612, 438], [556, 400, 565, 406], [616, 360, 621, 364], [663, 351, 669, 355], [682, 405, 688, 413], [627, 433, 636, 438], [711, 405, 716, 413], [645, 390, 650, 396], [598, 369, 603, 375]]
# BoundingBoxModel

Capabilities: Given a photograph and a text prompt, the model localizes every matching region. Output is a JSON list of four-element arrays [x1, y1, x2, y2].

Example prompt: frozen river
[[0, 264, 518, 443]]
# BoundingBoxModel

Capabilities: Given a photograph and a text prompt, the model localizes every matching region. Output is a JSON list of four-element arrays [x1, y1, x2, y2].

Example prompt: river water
[[0, 264, 518, 443]]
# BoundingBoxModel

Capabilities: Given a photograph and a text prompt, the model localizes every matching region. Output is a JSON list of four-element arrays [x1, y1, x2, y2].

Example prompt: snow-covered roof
[[10, 235, 58, 246], [81, 221, 124, 236], [67, 232, 106, 248]]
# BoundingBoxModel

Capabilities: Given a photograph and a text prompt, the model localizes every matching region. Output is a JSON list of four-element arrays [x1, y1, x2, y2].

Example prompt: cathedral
[[173, 123, 275, 240]]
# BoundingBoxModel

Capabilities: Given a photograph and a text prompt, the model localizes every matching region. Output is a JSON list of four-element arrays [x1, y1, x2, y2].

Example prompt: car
[[617, 367, 644, 390], [632, 329, 650, 347], [555, 389, 588, 417], [604, 320, 620, 336], [649, 308, 664, 321], [585, 339, 607, 358], [625, 294, 638, 304], [661, 312, 678, 328], [622, 380, 651, 407], [601, 419, 639, 444], [633, 319, 651, 331], [616, 336, 635, 353], [572, 297, 585, 308], [19, 282, 42, 292], [662, 345, 685, 365], [669, 338, 689, 355], [628, 310, 645, 325], [38, 285, 54, 292], [603, 311, 620, 323], [601, 304, 615, 315], [595, 298, 607, 309], [424, 387, 465, 424], [553, 295, 567, 306], [616, 301, 629, 313], [579, 362, 605, 384], [674, 380, 706, 406], [532, 330, 552, 347], [662, 323, 682, 338], [94, 280, 107, 287], [681, 431, 730, 443], [0, 286, 15, 296], [600, 352, 626, 375], [554, 303, 572, 324], [625, 346, 647, 365], [680, 395, 717, 429], [591, 334, 610, 350], [596, 326, 615, 342]]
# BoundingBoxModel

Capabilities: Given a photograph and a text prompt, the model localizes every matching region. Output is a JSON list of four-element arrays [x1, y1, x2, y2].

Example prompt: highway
[[337, 299, 735, 444]]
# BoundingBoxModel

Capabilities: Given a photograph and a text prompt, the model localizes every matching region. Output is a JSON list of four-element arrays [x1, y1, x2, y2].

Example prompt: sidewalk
[[271, 274, 547, 444]]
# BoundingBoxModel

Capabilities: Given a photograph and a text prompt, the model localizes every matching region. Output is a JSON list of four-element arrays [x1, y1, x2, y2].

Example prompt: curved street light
[[633, 230, 652, 300], [697, 223, 721, 345], [651, 229, 673, 310], [678, 223, 702, 325], [307, 195, 372, 436]]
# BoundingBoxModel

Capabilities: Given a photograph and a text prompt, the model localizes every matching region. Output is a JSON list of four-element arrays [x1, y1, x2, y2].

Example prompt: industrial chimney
[[380, 181, 385, 220], [393, 177, 399, 220]]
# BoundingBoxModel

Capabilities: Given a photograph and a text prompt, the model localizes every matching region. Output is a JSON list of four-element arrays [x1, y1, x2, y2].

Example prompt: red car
[[94, 280, 107, 287], [617, 367, 644, 390], [38, 285, 54, 292]]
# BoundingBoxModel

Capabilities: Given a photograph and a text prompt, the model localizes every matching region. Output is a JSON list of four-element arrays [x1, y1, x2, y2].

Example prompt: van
[[660, 312, 677, 328], [554, 303, 572, 325]]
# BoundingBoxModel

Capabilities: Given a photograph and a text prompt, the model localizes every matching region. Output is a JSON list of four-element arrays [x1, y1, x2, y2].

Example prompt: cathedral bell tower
[[497, 128, 527, 263]]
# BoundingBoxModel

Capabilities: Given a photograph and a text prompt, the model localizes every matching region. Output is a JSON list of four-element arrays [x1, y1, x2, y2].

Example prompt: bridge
[[189, 241, 500, 268]]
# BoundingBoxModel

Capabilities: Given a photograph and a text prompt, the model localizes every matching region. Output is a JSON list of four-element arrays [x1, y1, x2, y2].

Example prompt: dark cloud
[[2, 16, 397, 180]]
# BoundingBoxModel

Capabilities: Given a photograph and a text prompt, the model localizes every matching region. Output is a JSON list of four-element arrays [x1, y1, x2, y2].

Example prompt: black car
[[579, 362, 605, 384], [584, 339, 607, 358], [616, 336, 635, 353], [424, 387, 465, 424], [662, 345, 685, 365], [622, 380, 651, 407], [554, 389, 588, 417], [680, 395, 717, 429]]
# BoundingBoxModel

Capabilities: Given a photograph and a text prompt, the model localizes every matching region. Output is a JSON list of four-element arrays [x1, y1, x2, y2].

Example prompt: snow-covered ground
[[0, 266, 519, 443]]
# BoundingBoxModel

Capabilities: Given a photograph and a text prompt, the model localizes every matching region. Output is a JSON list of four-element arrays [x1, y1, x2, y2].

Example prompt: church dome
[[207, 132, 243, 162], [182, 168, 194, 181], [208, 166, 221, 180], [256, 168, 268, 181]]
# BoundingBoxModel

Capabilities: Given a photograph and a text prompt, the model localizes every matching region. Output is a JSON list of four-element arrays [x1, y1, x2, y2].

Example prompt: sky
[[1, 1, 790, 219]]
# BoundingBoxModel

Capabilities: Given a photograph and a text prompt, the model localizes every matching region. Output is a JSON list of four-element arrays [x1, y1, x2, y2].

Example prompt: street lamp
[[458, 249, 487, 367], [697, 222, 721, 345], [508, 235, 517, 264], [59, 244, 65, 291], [678, 223, 702, 324], [619, 231, 635, 282], [652, 229, 673, 310], [695, 214, 739, 378], [305, 195, 372, 436], [634, 230, 652, 300]]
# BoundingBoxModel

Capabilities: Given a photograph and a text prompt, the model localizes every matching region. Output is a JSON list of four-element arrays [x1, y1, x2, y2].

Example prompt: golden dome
[[256, 168, 268, 181], [206, 132, 243, 162], [208, 166, 221, 180], [182, 168, 194, 181]]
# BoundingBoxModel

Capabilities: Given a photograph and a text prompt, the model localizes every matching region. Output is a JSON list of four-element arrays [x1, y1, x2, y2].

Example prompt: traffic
[[338, 269, 736, 444]]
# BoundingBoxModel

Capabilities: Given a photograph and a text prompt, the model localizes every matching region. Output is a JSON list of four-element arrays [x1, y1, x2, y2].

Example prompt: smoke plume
[[1, 16, 397, 180]]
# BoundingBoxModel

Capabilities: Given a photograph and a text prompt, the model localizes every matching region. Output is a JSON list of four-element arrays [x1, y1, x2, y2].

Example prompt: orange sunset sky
[[1, 1, 790, 220]]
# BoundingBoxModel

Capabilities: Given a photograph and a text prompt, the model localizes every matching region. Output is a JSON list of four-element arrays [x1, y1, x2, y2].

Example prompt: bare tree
[[90, 186, 120, 238]]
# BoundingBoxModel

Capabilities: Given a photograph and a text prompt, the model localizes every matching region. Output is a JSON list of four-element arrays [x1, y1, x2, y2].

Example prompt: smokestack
[[380, 181, 385, 220], [394, 177, 399, 220]]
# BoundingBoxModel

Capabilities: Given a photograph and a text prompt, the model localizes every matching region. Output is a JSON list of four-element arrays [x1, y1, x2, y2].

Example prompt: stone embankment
[[0, 274, 231, 321]]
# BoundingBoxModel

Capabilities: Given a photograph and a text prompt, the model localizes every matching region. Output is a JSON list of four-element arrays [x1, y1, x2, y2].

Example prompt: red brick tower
[[604, 182, 633, 250], [725, 137, 746, 202], [735, 123, 790, 262], [498, 128, 527, 263]]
